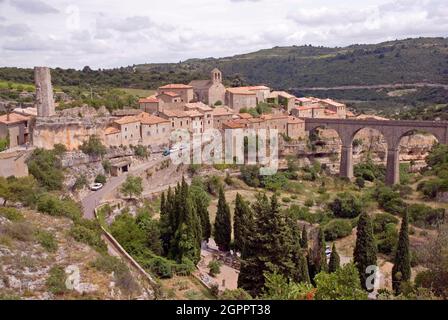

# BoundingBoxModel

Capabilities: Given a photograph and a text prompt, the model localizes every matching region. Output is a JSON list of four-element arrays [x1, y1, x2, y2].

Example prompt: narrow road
[[81, 155, 165, 219]]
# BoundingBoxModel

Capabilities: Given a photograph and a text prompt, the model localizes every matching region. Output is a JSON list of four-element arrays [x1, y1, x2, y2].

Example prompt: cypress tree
[[238, 193, 296, 296], [300, 225, 308, 249], [353, 212, 377, 290], [238, 193, 271, 296], [392, 211, 411, 295], [233, 193, 253, 254], [328, 243, 340, 273], [317, 228, 328, 273], [191, 186, 211, 241], [160, 189, 173, 255], [214, 187, 232, 251]]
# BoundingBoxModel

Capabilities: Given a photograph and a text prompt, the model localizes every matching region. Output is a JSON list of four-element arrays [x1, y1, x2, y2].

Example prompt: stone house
[[287, 116, 306, 139], [110, 115, 141, 146], [212, 107, 236, 129], [0, 113, 31, 148], [320, 99, 347, 118], [138, 113, 171, 146], [157, 91, 182, 104], [139, 95, 160, 114], [160, 110, 195, 133], [158, 84, 194, 103], [184, 102, 214, 131], [189, 68, 226, 106], [291, 105, 326, 118], [268, 91, 296, 111], [226, 87, 258, 112]]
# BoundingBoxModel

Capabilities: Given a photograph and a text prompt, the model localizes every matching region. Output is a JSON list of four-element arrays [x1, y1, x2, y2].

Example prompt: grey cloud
[[0, 23, 31, 37], [98, 16, 153, 33], [10, 0, 59, 14]]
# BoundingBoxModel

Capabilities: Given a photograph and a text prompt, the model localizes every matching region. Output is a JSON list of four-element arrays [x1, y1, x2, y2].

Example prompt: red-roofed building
[[139, 95, 160, 115], [158, 84, 194, 103], [0, 112, 32, 148]]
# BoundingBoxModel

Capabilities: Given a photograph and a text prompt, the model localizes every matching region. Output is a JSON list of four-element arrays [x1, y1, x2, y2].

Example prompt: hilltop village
[[1, 68, 350, 156]]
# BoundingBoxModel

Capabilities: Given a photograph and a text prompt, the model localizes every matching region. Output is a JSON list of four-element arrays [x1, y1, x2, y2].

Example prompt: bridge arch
[[304, 118, 448, 185]]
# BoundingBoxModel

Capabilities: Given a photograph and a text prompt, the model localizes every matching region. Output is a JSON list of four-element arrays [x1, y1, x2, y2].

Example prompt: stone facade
[[0, 113, 31, 147]]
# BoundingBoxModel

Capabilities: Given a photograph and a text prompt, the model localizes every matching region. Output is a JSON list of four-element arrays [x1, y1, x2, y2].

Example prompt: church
[[189, 68, 226, 106]]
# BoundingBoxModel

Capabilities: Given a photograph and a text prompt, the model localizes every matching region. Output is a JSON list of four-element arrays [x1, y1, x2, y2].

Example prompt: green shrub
[[372, 213, 399, 233], [240, 165, 260, 187], [407, 204, 445, 228], [36, 230, 58, 252], [26, 148, 64, 191], [304, 199, 314, 208], [0, 207, 24, 221], [46, 266, 68, 295], [355, 177, 365, 189], [376, 223, 398, 255], [70, 224, 107, 253], [208, 260, 222, 277], [328, 192, 363, 218], [354, 160, 385, 182], [373, 186, 406, 215], [80, 135, 106, 157], [73, 175, 88, 191], [417, 178, 448, 199], [133, 145, 149, 158], [37, 194, 82, 221], [282, 197, 291, 203], [95, 174, 107, 184], [324, 219, 353, 241]]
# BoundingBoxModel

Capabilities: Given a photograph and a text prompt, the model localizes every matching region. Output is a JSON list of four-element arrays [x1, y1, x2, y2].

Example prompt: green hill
[[1, 37, 447, 91]]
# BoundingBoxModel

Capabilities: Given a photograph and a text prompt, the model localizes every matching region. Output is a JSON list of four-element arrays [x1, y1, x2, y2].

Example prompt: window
[[181, 121, 183, 126], [147, 131, 151, 136], [125, 127, 128, 131], [172, 122, 174, 127]]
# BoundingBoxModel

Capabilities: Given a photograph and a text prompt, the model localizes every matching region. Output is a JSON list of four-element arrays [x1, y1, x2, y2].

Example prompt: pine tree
[[392, 211, 411, 295], [353, 212, 377, 290], [233, 193, 253, 254], [214, 187, 232, 251], [328, 243, 340, 273], [300, 225, 308, 249]]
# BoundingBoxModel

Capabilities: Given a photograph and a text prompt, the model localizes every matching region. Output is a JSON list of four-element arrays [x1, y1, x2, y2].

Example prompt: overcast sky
[[0, 0, 447, 69]]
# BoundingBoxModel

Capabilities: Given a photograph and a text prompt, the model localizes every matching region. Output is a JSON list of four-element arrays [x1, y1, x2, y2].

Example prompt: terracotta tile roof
[[161, 110, 190, 118], [238, 113, 253, 119], [247, 118, 264, 123], [139, 95, 159, 103], [212, 107, 235, 116], [270, 91, 296, 99], [159, 84, 193, 89], [114, 115, 140, 125], [105, 127, 121, 135], [138, 112, 170, 125], [325, 109, 337, 115], [0, 113, 30, 125], [185, 110, 204, 118], [223, 120, 247, 129], [157, 91, 180, 98], [321, 98, 345, 107], [185, 102, 213, 112], [226, 87, 256, 95], [295, 105, 324, 111], [260, 114, 288, 120]]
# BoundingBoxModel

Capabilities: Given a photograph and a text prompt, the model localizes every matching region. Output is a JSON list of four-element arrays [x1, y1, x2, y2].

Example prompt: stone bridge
[[304, 118, 448, 185]]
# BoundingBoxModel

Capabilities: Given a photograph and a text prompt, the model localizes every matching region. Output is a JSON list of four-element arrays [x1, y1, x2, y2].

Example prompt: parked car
[[90, 183, 103, 191], [163, 149, 171, 157]]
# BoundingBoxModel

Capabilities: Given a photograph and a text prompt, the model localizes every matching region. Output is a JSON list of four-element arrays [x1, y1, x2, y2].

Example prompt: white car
[[90, 183, 103, 191]]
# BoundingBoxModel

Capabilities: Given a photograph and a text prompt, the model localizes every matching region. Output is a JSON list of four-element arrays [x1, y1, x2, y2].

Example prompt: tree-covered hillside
[[1, 37, 447, 90]]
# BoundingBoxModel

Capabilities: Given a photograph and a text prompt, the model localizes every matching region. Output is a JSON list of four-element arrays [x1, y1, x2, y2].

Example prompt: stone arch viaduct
[[304, 118, 448, 185]]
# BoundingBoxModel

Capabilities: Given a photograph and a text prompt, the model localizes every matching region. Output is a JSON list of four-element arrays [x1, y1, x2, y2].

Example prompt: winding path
[[81, 155, 165, 219]]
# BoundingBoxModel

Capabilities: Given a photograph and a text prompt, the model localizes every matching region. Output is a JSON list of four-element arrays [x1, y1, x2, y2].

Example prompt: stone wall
[[32, 117, 112, 150]]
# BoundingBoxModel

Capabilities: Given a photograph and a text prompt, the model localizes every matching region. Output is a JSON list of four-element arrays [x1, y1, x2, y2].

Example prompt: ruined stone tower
[[34, 67, 55, 117]]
